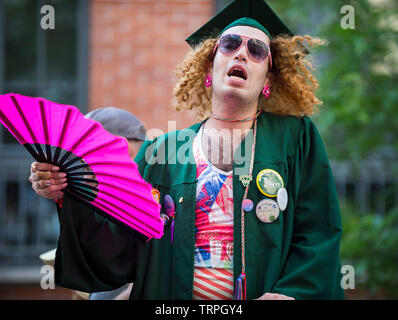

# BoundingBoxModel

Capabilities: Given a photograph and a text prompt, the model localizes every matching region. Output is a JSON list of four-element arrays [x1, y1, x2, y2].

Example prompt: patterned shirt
[[192, 124, 234, 300]]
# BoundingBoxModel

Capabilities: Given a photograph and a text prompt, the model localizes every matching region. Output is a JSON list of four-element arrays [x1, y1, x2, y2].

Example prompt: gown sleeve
[[272, 117, 345, 300], [54, 140, 153, 293]]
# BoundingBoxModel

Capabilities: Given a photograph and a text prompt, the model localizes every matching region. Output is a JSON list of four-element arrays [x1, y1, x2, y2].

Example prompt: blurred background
[[0, 0, 397, 299]]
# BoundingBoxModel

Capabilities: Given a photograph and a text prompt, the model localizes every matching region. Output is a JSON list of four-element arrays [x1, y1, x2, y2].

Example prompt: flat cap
[[85, 107, 146, 141]]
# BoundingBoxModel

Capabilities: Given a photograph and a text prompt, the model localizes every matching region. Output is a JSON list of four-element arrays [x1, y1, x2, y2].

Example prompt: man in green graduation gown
[[29, 0, 344, 300]]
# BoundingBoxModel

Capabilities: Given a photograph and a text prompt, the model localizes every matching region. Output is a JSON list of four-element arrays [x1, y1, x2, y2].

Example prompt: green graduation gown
[[54, 112, 345, 300]]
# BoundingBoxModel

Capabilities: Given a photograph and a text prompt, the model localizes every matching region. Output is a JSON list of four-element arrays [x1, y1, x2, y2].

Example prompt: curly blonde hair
[[174, 34, 327, 120]]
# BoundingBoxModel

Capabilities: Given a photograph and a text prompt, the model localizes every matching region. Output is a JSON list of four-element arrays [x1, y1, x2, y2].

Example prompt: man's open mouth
[[227, 65, 248, 80]]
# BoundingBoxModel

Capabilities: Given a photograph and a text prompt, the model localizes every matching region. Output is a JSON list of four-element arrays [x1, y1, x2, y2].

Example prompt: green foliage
[[315, 0, 398, 162], [269, 0, 398, 162], [340, 202, 398, 298]]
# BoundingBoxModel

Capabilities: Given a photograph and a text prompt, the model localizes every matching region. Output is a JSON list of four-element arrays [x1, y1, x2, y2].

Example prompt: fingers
[[30, 170, 66, 183], [31, 162, 59, 173], [32, 181, 68, 199], [33, 180, 67, 193], [29, 162, 67, 200], [274, 294, 294, 300], [37, 170, 51, 180], [36, 177, 67, 189], [255, 293, 295, 300]]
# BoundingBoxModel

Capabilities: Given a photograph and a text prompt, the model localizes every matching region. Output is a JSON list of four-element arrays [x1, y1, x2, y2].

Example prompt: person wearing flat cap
[[85, 107, 144, 300], [30, 0, 344, 300], [36, 107, 145, 299]]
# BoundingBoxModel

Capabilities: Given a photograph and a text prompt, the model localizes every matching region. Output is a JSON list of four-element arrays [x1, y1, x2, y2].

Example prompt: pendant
[[239, 174, 252, 187]]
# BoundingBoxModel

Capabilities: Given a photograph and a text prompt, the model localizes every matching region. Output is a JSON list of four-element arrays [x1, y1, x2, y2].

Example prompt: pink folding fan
[[0, 93, 163, 241]]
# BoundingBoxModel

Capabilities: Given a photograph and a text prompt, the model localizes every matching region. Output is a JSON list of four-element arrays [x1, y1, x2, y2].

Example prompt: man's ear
[[264, 72, 274, 87], [127, 141, 136, 159]]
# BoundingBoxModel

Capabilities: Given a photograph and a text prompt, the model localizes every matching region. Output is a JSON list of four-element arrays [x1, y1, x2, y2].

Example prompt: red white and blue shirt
[[192, 124, 234, 300]]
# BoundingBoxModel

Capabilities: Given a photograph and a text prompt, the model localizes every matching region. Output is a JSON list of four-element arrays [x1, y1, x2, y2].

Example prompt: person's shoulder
[[261, 112, 321, 137], [259, 112, 307, 141], [258, 112, 323, 157], [260, 111, 314, 128]]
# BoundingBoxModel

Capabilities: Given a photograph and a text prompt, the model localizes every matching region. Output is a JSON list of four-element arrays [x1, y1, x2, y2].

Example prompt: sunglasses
[[212, 34, 272, 68]]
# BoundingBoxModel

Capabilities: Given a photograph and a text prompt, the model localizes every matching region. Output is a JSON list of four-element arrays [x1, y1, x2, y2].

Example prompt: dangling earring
[[204, 74, 212, 87], [262, 84, 271, 98]]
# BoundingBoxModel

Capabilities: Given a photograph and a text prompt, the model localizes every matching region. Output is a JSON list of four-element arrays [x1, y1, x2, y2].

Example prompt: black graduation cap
[[186, 0, 294, 48]]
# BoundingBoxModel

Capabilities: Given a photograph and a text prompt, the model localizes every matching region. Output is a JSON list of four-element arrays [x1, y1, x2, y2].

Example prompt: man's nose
[[233, 44, 248, 62]]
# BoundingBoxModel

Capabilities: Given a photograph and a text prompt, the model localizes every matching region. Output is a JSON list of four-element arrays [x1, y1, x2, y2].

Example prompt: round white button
[[256, 198, 280, 223]]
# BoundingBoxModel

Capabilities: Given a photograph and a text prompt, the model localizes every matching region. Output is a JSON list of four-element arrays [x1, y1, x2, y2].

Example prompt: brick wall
[[89, 0, 213, 137]]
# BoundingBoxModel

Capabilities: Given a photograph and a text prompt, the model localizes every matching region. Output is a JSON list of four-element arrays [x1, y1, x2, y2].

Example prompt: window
[[0, 0, 88, 267]]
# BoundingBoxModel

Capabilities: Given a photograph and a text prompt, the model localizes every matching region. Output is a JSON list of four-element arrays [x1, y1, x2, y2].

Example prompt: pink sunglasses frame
[[212, 34, 272, 70]]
